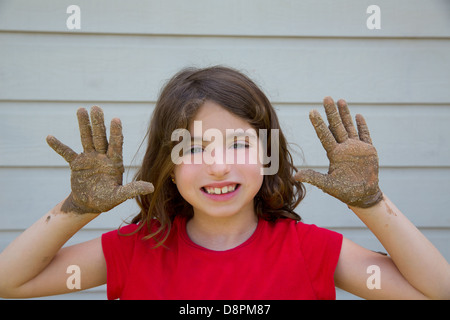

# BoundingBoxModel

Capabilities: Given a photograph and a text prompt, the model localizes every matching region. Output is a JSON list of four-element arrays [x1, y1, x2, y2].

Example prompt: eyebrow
[[191, 131, 258, 141]]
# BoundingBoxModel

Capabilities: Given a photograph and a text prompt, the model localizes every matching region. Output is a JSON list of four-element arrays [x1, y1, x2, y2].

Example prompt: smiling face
[[173, 100, 264, 221]]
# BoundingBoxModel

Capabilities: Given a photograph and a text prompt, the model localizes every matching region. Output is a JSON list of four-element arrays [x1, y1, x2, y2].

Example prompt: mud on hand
[[295, 97, 383, 208], [46, 106, 154, 214]]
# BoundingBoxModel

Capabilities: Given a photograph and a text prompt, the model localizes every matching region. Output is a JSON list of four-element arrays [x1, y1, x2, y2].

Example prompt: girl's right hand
[[46, 106, 154, 214]]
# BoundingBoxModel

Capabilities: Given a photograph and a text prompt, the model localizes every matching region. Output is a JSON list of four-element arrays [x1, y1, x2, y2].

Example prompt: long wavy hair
[[129, 66, 305, 246]]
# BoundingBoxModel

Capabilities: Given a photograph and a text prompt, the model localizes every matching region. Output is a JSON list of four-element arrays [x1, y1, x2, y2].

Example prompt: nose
[[206, 161, 231, 177], [205, 148, 231, 177]]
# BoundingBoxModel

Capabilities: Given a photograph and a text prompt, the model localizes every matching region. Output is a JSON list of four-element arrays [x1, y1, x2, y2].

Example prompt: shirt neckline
[[177, 215, 265, 254]]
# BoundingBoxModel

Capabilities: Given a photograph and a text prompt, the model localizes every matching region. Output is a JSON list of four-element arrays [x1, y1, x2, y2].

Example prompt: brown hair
[[130, 66, 305, 246]]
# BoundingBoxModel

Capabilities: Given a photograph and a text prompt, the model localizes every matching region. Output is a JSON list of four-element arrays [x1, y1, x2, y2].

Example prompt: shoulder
[[101, 221, 162, 254], [265, 218, 342, 245], [102, 219, 163, 240], [101, 224, 139, 261], [295, 220, 343, 245], [102, 223, 144, 244]]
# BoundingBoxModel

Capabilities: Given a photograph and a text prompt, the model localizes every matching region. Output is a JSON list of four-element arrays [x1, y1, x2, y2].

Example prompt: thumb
[[46, 135, 78, 164], [295, 169, 330, 191], [114, 181, 154, 203]]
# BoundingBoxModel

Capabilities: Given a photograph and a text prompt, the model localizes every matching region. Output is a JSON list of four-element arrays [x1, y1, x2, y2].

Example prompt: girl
[[0, 66, 449, 300]]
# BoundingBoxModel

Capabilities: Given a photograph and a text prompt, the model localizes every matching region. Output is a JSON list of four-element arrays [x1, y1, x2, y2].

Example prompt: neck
[[186, 211, 258, 251]]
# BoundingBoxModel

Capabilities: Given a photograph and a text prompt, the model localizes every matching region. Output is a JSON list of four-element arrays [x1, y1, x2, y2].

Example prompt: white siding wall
[[0, 0, 449, 300]]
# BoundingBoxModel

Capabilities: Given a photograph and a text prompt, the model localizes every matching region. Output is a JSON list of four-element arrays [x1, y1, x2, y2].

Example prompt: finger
[[337, 99, 358, 139], [113, 181, 154, 203], [46, 135, 78, 163], [309, 109, 337, 153], [77, 108, 95, 153], [295, 169, 330, 192], [107, 118, 124, 165], [323, 96, 348, 143], [355, 114, 373, 144], [90, 106, 108, 154]]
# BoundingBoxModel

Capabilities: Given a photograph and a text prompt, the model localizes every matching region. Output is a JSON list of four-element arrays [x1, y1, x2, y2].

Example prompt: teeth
[[205, 184, 237, 195]]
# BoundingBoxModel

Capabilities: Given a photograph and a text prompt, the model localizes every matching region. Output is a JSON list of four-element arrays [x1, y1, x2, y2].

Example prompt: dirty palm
[[46, 106, 154, 214]]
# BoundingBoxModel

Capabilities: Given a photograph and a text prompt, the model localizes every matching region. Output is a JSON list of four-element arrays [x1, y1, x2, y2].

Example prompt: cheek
[[174, 161, 202, 178], [173, 164, 201, 197], [238, 162, 264, 194]]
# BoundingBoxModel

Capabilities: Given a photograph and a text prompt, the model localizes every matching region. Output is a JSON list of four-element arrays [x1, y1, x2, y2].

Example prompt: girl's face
[[173, 100, 264, 221]]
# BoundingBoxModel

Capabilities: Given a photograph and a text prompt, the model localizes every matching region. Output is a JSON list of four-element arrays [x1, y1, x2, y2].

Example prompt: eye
[[232, 141, 249, 149], [231, 136, 251, 149], [189, 145, 204, 154]]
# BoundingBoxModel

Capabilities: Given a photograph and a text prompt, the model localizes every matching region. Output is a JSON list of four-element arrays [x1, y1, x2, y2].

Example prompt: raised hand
[[46, 106, 154, 214], [295, 97, 383, 208]]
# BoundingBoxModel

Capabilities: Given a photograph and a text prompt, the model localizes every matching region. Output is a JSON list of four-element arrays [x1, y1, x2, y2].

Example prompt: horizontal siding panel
[[336, 288, 363, 300], [278, 104, 450, 168], [0, 102, 153, 168], [0, 0, 449, 38], [1, 102, 449, 167], [1, 167, 449, 230], [300, 167, 450, 228], [0, 167, 141, 230], [1, 33, 450, 103]]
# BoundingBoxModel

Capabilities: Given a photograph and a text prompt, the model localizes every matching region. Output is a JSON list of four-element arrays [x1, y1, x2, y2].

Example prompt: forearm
[[350, 194, 450, 299], [0, 200, 98, 295]]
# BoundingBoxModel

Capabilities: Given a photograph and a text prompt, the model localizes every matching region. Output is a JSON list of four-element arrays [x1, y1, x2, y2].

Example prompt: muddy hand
[[295, 97, 383, 208], [46, 106, 154, 214]]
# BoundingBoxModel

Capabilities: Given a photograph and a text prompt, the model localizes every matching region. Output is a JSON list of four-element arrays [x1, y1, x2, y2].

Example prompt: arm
[[343, 195, 450, 299], [0, 107, 153, 298], [335, 196, 450, 300], [0, 203, 104, 298], [296, 97, 450, 299]]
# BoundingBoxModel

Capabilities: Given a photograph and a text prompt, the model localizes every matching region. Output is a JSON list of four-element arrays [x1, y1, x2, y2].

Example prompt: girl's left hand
[[295, 97, 383, 208]]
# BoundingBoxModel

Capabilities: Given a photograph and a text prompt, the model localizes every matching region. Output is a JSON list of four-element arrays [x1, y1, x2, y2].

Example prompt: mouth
[[200, 183, 240, 200], [202, 184, 238, 195]]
